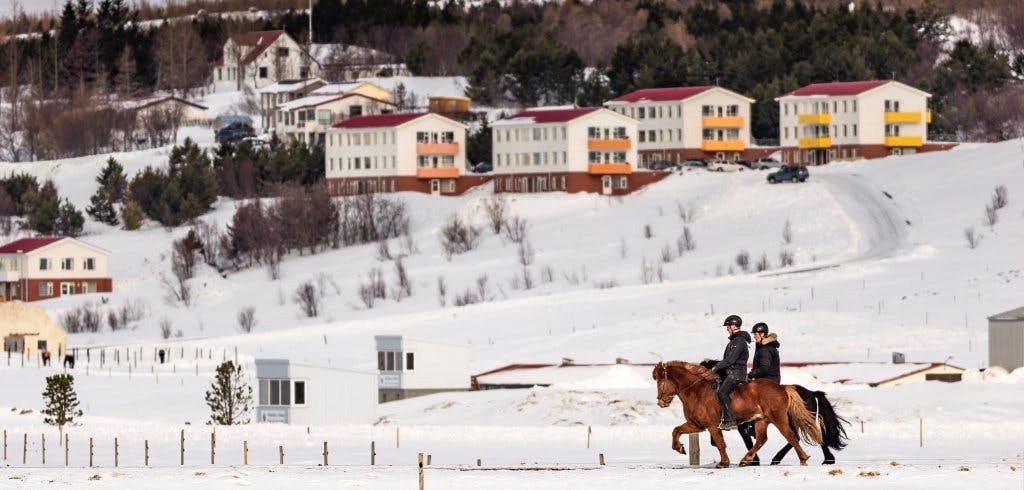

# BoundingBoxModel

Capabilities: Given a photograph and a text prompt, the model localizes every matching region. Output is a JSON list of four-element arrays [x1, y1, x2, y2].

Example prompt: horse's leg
[[708, 428, 730, 468], [738, 423, 759, 465], [773, 410, 811, 466], [740, 419, 770, 465], [671, 421, 703, 454], [822, 445, 836, 465], [771, 444, 792, 465]]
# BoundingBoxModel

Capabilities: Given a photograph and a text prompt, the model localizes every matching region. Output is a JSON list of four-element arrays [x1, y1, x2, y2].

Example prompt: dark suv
[[215, 123, 255, 144], [767, 165, 809, 183]]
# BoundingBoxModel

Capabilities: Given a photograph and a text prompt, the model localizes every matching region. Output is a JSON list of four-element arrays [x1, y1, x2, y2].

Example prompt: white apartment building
[[776, 80, 934, 165], [325, 112, 484, 195], [214, 30, 322, 90], [491, 107, 665, 195], [605, 86, 755, 165], [257, 78, 327, 132]]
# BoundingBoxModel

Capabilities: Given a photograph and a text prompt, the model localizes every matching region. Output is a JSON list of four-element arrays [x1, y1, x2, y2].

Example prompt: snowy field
[[1, 118, 1023, 487]]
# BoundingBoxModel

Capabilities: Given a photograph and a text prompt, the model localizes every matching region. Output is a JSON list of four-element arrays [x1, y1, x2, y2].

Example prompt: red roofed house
[[324, 113, 491, 195], [605, 86, 759, 166], [0, 237, 112, 302], [491, 107, 664, 195], [776, 80, 951, 165], [215, 30, 322, 90]]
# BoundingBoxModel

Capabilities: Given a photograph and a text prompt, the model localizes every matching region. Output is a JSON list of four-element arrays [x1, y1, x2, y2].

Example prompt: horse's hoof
[[716, 462, 730, 469], [823, 460, 836, 465], [740, 461, 760, 467], [799, 460, 809, 466], [770, 461, 782, 466]]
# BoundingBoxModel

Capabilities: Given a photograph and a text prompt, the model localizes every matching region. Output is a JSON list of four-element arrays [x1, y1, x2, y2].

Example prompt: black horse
[[700, 359, 849, 465]]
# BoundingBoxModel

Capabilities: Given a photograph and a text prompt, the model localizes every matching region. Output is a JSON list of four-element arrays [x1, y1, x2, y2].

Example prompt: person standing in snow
[[711, 314, 750, 430], [747, 323, 780, 384]]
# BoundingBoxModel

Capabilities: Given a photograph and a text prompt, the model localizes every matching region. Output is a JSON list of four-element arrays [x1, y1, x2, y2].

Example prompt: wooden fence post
[[22, 433, 26, 464], [243, 441, 248, 465], [417, 453, 424, 490], [427, 454, 432, 465], [919, 417, 923, 448], [688, 433, 700, 466], [370, 441, 376, 465], [145, 440, 149, 466], [180, 429, 185, 466], [396, 427, 400, 448], [322, 441, 328, 466], [41, 433, 45, 465], [211, 431, 215, 465], [3, 429, 6, 461], [587, 425, 591, 448], [114, 437, 119, 467], [64, 434, 68, 466], [89, 437, 93, 467], [278, 445, 284, 465], [476, 458, 481, 467]]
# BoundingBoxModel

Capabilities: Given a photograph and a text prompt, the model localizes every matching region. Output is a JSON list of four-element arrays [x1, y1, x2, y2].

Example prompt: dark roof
[[0, 236, 65, 254], [504, 107, 599, 124], [232, 30, 287, 65], [787, 80, 890, 97], [989, 306, 1024, 321], [332, 113, 427, 129], [609, 86, 715, 103]]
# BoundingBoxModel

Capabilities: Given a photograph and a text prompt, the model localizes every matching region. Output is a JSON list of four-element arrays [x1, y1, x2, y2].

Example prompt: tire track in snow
[[815, 173, 909, 262]]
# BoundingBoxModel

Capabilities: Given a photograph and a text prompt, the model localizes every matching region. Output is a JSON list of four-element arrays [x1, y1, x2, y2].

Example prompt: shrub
[[120, 199, 144, 230], [992, 185, 1008, 209], [237, 306, 256, 333], [735, 250, 751, 273], [440, 215, 480, 259], [779, 249, 795, 267], [964, 226, 982, 249], [503, 215, 528, 243], [482, 195, 507, 234], [293, 281, 320, 317]]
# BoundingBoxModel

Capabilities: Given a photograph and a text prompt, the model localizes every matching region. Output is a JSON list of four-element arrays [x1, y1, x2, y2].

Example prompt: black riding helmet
[[751, 322, 769, 334], [723, 315, 742, 328]]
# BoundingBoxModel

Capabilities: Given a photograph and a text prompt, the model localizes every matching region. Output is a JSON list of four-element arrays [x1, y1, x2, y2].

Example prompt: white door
[[60, 282, 74, 295], [601, 176, 612, 195], [430, 179, 440, 196]]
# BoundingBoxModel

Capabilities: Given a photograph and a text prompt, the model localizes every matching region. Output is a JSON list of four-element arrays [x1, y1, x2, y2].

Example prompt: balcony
[[884, 136, 923, 147], [416, 167, 460, 179], [702, 116, 744, 128], [416, 142, 459, 154], [701, 140, 745, 152], [587, 163, 632, 175], [0, 270, 19, 282], [587, 138, 631, 151], [798, 113, 831, 125], [798, 137, 831, 149], [884, 111, 923, 123]]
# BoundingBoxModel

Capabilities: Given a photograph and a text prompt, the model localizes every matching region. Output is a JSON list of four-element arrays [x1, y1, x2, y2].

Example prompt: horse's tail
[[808, 388, 849, 451], [785, 385, 823, 445]]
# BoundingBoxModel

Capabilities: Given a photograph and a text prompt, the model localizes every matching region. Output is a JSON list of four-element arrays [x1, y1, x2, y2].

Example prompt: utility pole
[[308, 0, 314, 45]]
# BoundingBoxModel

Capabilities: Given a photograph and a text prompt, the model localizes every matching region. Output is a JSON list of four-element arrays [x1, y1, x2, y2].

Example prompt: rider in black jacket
[[711, 315, 750, 430], [747, 322, 780, 383]]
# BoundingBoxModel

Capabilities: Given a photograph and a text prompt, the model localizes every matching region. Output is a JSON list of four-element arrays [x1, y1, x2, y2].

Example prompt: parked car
[[240, 136, 268, 148], [708, 160, 745, 172], [750, 157, 783, 170], [682, 158, 708, 170], [734, 159, 752, 169], [215, 122, 255, 144], [767, 165, 809, 183], [471, 161, 492, 173], [650, 160, 677, 171]]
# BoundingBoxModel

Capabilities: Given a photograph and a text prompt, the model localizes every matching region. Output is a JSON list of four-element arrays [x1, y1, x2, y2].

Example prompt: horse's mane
[[663, 361, 719, 382]]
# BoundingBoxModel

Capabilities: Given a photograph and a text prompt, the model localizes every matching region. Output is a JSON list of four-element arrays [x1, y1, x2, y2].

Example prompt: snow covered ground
[[0, 126, 1023, 487]]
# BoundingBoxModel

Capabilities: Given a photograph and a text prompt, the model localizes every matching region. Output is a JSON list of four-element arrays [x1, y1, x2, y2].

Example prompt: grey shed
[[988, 306, 1024, 372]]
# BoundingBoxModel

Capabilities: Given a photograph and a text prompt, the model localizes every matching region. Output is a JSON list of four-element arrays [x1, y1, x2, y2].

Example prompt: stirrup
[[719, 419, 738, 430]]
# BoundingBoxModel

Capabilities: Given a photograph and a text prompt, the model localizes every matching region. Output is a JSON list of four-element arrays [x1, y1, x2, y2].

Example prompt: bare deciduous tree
[[483, 196, 507, 234], [503, 216, 528, 244], [440, 215, 480, 259], [159, 317, 173, 339], [964, 226, 982, 249], [660, 242, 674, 263], [755, 252, 770, 272], [517, 238, 535, 266], [992, 185, 1008, 210], [436, 276, 448, 306], [782, 219, 793, 245], [391, 257, 412, 301], [735, 250, 751, 273], [643, 223, 653, 239], [983, 204, 998, 230], [154, 22, 207, 96], [237, 306, 256, 333], [293, 281, 320, 317], [779, 249, 795, 267]]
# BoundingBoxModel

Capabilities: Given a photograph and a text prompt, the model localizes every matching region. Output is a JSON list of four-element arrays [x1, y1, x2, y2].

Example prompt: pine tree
[[86, 186, 119, 225], [120, 199, 144, 230], [42, 373, 83, 442], [96, 157, 128, 201], [28, 193, 60, 235], [55, 199, 85, 236], [205, 361, 252, 425]]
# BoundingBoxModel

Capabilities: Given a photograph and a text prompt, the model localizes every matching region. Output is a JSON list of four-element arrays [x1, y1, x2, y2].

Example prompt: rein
[[662, 364, 713, 393]]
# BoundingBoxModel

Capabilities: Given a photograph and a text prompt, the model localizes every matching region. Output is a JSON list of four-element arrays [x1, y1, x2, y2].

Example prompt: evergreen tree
[[204, 361, 252, 425], [55, 199, 85, 237], [86, 186, 119, 225], [29, 191, 60, 235], [42, 373, 83, 442], [120, 199, 144, 230], [97, 157, 128, 202], [466, 116, 492, 165]]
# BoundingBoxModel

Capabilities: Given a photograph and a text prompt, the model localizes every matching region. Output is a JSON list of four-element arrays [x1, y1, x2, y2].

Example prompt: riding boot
[[718, 404, 737, 430]]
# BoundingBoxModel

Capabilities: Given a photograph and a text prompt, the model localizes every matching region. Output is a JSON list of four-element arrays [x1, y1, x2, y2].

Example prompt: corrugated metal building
[[988, 306, 1024, 371], [254, 359, 377, 425]]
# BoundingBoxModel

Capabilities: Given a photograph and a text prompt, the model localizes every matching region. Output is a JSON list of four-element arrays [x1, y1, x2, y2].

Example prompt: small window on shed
[[293, 381, 306, 405], [406, 352, 415, 371]]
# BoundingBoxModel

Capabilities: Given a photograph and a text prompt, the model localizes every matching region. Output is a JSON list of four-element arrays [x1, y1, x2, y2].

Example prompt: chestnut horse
[[652, 361, 821, 468]]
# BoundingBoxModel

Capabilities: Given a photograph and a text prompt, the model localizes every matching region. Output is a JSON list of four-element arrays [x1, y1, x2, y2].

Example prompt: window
[[638, 132, 646, 143], [405, 353, 414, 371], [317, 109, 332, 125], [616, 176, 628, 189], [648, 130, 656, 142], [702, 105, 712, 116], [637, 107, 645, 119], [61, 258, 73, 270], [277, 47, 289, 57], [293, 381, 306, 405], [259, 67, 268, 78], [39, 258, 49, 271], [349, 105, 362, 118], [532, 128, 541, 140], [39, 282, 53, 297]]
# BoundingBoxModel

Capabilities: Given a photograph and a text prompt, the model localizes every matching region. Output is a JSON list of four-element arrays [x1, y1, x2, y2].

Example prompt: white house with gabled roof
[[605, 86, 756, 165], [0, 236, 111, 302], [776, 80, 941, 165]]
